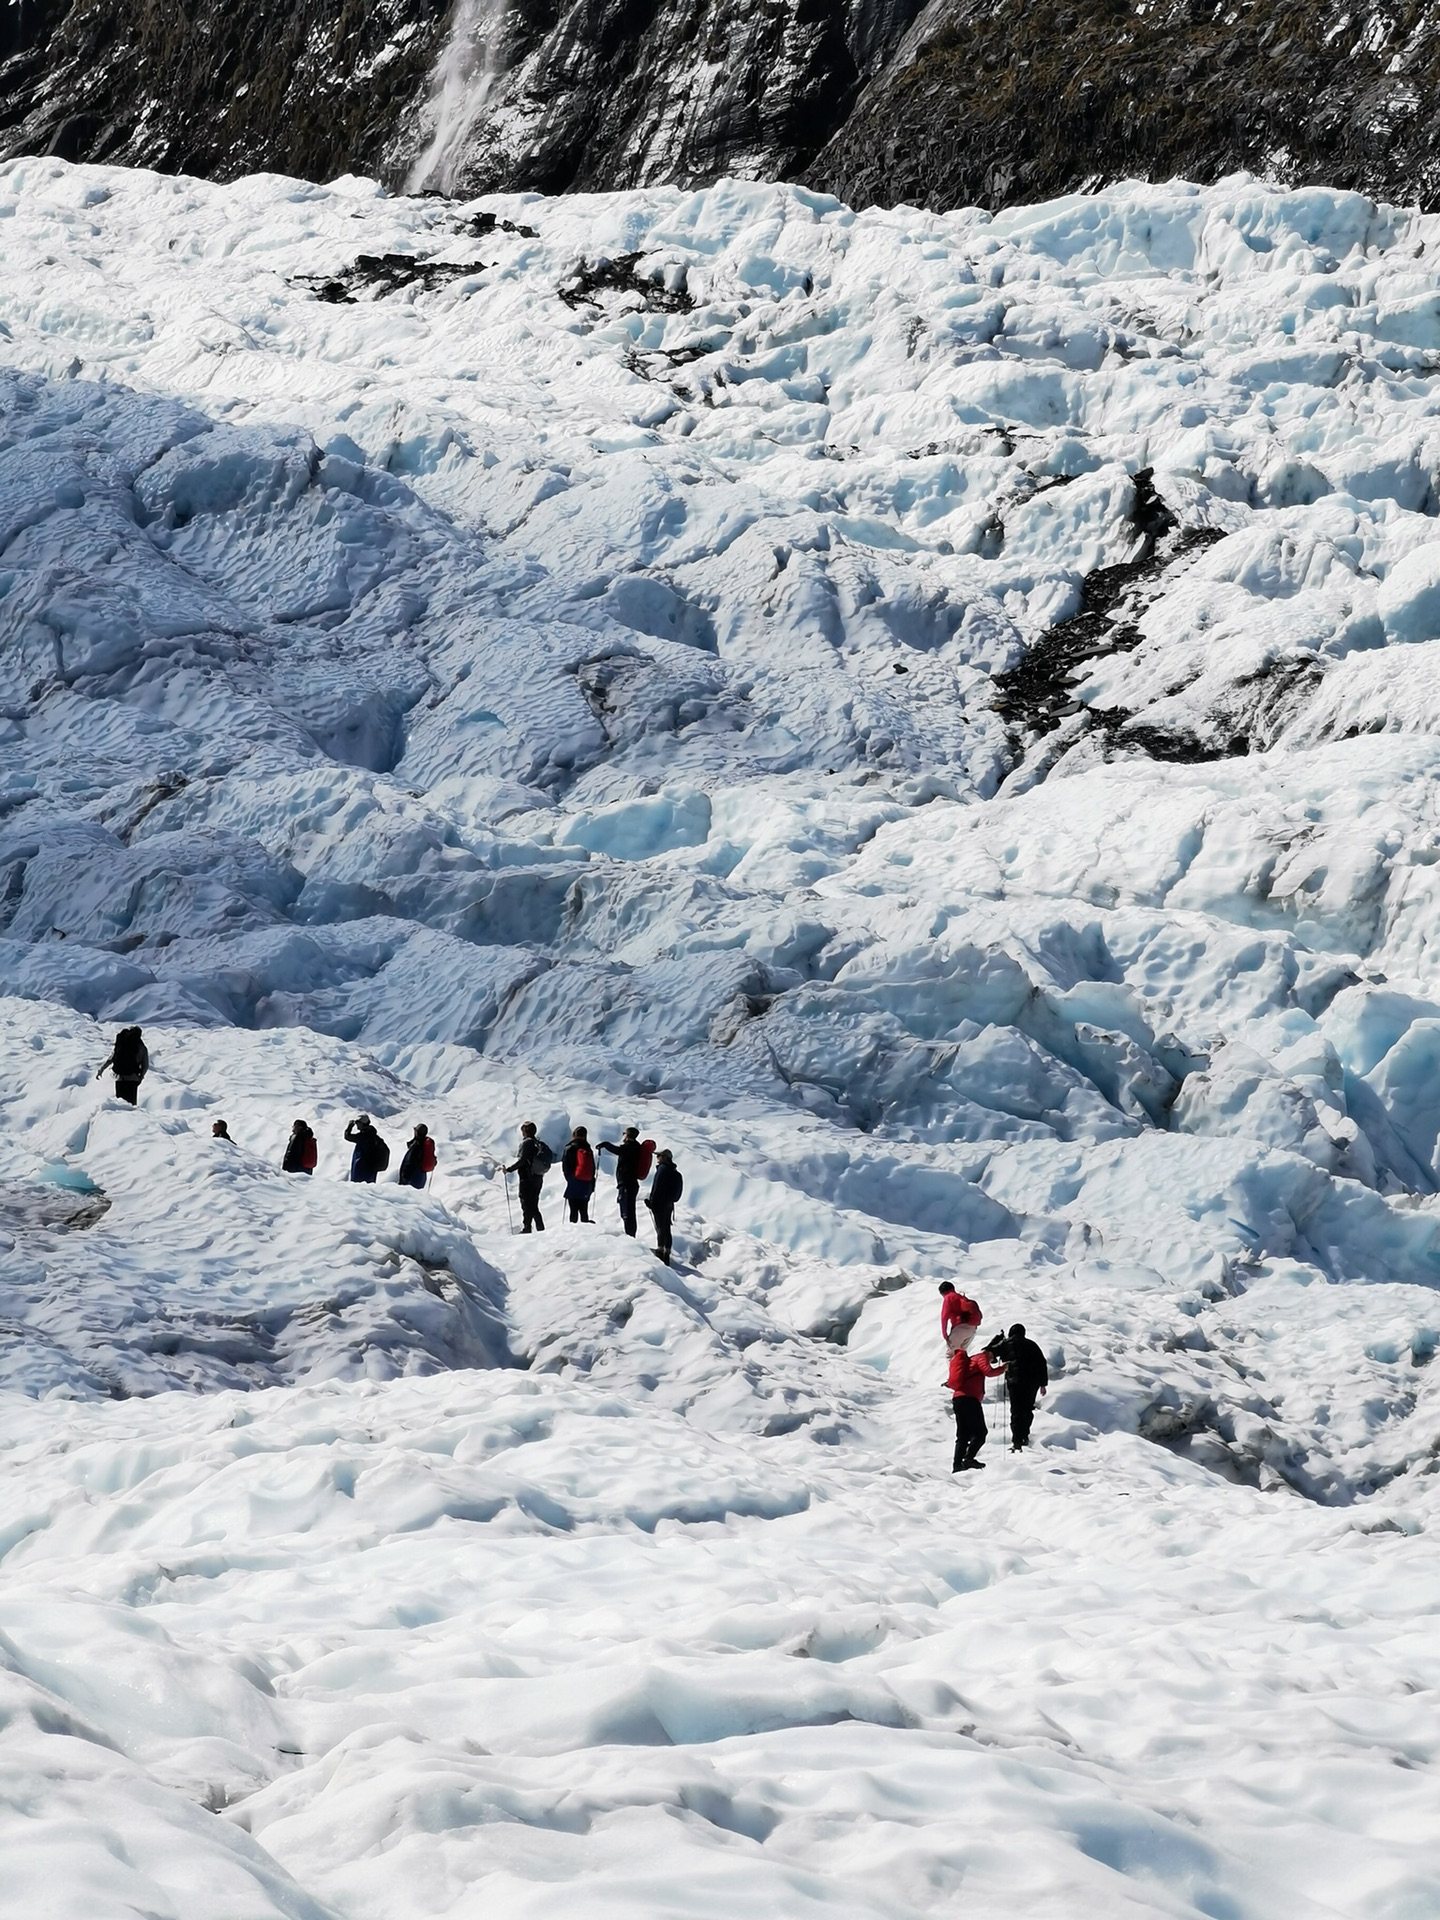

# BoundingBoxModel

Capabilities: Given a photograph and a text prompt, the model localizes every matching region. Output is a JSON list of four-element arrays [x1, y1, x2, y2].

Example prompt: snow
[[2, 159, 1440, 1915]]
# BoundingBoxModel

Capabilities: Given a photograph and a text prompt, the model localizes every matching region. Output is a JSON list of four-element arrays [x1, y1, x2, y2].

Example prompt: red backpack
[[421, 1137, 437, 1174], [300, 1133, 317, 1171], [635, 1139, 656, 1180], [575, 1145, 595, 1183]]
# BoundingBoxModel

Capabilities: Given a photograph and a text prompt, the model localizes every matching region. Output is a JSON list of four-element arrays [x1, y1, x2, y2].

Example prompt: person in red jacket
[[948, 1339, 1006, 1472], [938, 1281, 982, 1353]]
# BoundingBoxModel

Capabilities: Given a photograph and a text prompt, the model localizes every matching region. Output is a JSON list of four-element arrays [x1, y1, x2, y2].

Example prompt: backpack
[[574, 1144, 595, 1183], [372, 1135, 391, 1172], [300, 1132, 317, 1171], [635, 1138, 655, 1180], [421, 1137, 437, 1174], [113, 1027, 146, 1077]]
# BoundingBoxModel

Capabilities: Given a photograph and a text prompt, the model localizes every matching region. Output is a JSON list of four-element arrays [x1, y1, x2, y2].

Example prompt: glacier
[[1, 157, 1439, 1917]]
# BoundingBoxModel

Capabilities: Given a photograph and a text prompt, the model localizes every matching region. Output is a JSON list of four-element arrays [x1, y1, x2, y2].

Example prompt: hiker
[[398, 1124, 436, 1190], [645, 1148, 683, 1266], [597, 1126, 654, 1237], [211, 1120, 232, 1142], [282, 1120, 318, 1175], [999, 1322, 1049, 1451], [562, 1126, 596, 1224], [96, 1025, 149, 1105], [938, 1280, 982, 1353], [948, 1336, 1007, 1472], [504, 1122, 554, 1233], [344, 1114, 390, 1184]]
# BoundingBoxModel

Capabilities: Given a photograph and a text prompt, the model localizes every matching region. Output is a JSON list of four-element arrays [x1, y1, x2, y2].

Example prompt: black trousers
[[1009, 1387, 1038, 1448], [566, 1180, 593, 1223], [617, 1181, 638, 1236], [519, 1178, 545, 1232], [650, 1203, 674, 1264], [952, 1396, 987, 1470], [115, 1078, 140, 1106]]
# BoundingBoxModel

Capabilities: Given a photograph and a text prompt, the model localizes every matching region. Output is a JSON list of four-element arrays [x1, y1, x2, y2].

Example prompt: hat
[[1009, 1322, 1026, 1339]]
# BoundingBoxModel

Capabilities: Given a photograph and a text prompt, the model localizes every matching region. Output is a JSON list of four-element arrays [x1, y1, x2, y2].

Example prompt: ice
[[3, 159, 1440, 1916]]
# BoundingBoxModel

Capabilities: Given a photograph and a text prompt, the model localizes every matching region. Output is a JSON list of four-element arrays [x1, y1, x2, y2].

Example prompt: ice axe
[[503, 1167, 515, 1234]]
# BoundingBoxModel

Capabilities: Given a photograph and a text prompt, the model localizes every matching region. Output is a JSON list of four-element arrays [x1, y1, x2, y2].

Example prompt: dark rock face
[[5, 0, 1440, 212], [0, 0, 923, 194], [395, 0, 927, 195], [807, 0, 1440, 212], [0, 0, 449, 180]]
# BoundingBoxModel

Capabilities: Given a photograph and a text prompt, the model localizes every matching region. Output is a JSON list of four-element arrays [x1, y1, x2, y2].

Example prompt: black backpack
[[371, 1134, 391, 1172], [533, 1140, 555, 1173], [113, 1027, 146, 1077]]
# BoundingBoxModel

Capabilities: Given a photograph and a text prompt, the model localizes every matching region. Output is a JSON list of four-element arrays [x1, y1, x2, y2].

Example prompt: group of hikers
[[502, 1122, 684, 1265], [940, 1281, 1049, 1470], [98, 1032, 1046, 1435], [97, 1029, 684, 1264]]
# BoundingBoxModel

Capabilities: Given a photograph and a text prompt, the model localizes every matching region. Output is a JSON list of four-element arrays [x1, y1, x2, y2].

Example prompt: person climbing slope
[[948, 1338, 1007, 1472], [211, 1120, 233, 1142], [283, 1120, 318, 1175], [562, 1126, 596, 1223], [505, 1122, 554, 1233], [597, 1126, 653, 1237], [645, 1148, 683, 1266], [399, 1124, 436, 1190], [998, 1322, 1049, 1451], [344, 1114, 390, 1184], [96, 1025, 149, 1105], [938, 1280, 983, 1352]]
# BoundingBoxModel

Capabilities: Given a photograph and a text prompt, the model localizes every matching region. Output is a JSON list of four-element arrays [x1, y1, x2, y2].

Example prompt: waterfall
[[406, 0, 510, 196]]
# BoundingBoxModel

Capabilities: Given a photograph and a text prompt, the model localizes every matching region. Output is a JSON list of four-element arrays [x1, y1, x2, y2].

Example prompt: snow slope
[[2, 160, 1440, 1915]]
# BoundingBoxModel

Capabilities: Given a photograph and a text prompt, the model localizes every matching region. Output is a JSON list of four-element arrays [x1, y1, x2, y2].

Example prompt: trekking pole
[[503, 1169, 515, 1234]]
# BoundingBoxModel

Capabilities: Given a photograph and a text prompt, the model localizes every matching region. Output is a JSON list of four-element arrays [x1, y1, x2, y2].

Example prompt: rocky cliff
[[3, 0, 1440, 211], [808, 0, 1440, 213], [0, 0, 449, 180]]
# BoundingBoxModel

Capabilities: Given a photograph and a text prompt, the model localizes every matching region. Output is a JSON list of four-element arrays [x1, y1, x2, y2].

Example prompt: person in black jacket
[[96, 1026, 149, 1105], [645, 1149, 683, 1266], [598, 1126, 643, 1236], [504, 1122, 553, 1233], [561, 1126, 596, 1224], [999, 1322, 1049, 1450], [398, 1124, 432, 1190], [344, 1114, 390, 1184], [282, 1120, 318, 1175]]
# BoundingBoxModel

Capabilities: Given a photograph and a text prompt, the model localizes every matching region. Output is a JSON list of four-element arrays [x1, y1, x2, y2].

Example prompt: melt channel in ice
[[1, 157, 1439, 1918]]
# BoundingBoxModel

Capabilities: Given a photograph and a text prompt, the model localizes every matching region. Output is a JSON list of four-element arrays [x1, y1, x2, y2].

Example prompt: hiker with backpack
[[211, 1120, 233, 1142], [562, 1126, 596, 1224], [283, 1120, 318, 1175], [96, 1026, 149, 1105], [939, 1281, 983, 1352], [597, 1127, 654, 1237], [344, 1114, 390, 1184], [997, 1322, 1049, 1451], [504, 1122, 554, 1232], [399, 1124, 436, 1190], [948, 1335, 1007, 1472], [645, 1148, 683, 1266]]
